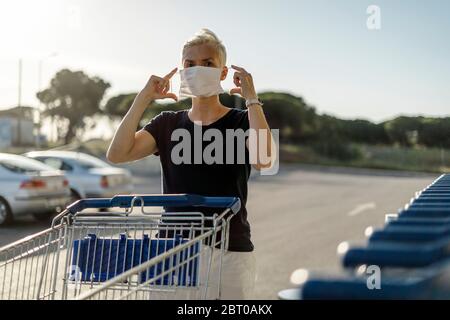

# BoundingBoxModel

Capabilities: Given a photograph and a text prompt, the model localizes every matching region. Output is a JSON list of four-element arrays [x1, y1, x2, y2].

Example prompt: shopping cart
[[0, 194, 241, 300], [278, 174, 450, 300]]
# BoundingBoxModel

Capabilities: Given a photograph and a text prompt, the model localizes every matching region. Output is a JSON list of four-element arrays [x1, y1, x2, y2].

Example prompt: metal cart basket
[[0, 194, 240, 300]]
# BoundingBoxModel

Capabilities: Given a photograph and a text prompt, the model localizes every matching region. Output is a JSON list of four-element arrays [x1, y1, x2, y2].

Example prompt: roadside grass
[[281, 144, 450, 173]]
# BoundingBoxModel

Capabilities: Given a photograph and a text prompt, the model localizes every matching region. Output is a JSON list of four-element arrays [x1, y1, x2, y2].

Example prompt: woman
[[107, 28, 274, 299]]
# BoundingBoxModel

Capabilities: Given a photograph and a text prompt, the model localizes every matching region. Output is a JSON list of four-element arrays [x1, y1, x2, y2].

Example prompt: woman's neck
[[189, 95, 230, 125]]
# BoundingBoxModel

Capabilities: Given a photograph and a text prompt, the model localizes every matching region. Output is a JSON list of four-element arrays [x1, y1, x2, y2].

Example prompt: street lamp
[[36, 52, 58, 147], [17, 58, 22, 147]]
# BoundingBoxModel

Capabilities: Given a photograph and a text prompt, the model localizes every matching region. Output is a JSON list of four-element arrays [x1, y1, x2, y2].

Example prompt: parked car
[[0, 153, 71, 226], [24, 151, 134, 202]]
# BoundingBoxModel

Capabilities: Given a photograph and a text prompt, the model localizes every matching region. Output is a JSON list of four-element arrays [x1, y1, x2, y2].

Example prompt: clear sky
[[1, 0, 449, 123]]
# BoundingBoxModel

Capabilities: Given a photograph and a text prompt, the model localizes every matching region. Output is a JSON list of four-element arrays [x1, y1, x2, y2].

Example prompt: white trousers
[[204, 249, 257, 300], [142, 248, 257, 300]]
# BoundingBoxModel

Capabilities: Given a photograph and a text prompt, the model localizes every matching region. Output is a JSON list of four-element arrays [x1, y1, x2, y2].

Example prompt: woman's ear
[[220, 65, 228, 81]]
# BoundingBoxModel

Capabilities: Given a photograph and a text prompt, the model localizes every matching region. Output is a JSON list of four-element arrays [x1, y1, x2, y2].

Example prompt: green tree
[[338, 119, 389, 144], [418, 118, 450, 148], [37, 69, 110, 144], [383, 116, 423, 146], [103, 93, 137, 118], [259, 92, 319, 143]]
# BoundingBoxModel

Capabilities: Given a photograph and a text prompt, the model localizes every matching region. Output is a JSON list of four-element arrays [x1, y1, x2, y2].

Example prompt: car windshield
[[0, 155, 54, 174], [73, 154, 111, 170]]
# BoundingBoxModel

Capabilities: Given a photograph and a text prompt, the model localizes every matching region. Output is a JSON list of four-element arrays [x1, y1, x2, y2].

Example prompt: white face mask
[[179, 66, 225, 99]]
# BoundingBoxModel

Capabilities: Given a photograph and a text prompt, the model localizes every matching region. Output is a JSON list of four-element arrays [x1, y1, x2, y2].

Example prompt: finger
[[229, 88, 242, 96], [235, 70, 252, 80], [233, 72, 242, 87], [161, 79, 170, 92], [162, 81, 170, 94], [152, 76, 164, 90], [231, 65, 248, 73], [233, 71, 244, 77], [163, 92, 178, 101], [163, 67, 178, 80], [155, 78, 170, 94], [151, 75, 164, 82]]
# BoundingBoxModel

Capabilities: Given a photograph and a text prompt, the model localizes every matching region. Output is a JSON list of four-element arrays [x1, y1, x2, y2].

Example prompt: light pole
[[37, 52, 58, 147], [17, 58, 22, 146]]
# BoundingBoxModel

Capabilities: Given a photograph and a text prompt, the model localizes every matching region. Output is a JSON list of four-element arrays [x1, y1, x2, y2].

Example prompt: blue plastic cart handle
[[342, 244, 447, 268], [400, 208, 450, 218], [389, 217, 450, 227], [67, 194, 241, 215], [423, 192, 450, 194], [369, 227, 450, 243], [413, 198, 450, 203], [302, 277, 431, 300]]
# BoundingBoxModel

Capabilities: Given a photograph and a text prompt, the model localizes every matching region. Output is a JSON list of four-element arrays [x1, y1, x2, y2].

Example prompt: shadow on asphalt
[[1, 216, 50, 228], [0, 217, 51, 247]]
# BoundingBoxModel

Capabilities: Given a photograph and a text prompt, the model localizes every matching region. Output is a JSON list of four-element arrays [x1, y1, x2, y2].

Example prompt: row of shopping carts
[[0, 194, 241, 300], [279, 173, 450, 300]]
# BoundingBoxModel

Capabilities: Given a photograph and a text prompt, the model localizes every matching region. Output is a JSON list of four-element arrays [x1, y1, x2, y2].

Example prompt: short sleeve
[[142, 112, 168, 155]]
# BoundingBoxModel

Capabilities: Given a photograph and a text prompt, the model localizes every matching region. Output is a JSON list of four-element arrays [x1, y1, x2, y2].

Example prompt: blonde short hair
[[182, 28, 227, 66]]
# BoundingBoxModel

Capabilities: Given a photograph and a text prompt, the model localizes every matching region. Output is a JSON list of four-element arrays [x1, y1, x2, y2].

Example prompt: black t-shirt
[[143, 108, 254, 252]]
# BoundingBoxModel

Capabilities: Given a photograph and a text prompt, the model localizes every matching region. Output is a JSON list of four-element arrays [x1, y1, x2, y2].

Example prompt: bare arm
[[106, 68, 178, 164], [247, 104, 275, 170], [230, 65, 275, 170], [106, 93, 156, 164]]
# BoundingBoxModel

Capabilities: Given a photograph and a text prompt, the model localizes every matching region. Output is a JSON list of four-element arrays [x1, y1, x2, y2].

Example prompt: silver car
[[24, 151, 134, 201], [0, 153, 71, 226]]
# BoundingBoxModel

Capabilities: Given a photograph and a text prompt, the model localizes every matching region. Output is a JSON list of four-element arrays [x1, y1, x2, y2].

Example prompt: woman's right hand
[[140, 67, 178, 102]]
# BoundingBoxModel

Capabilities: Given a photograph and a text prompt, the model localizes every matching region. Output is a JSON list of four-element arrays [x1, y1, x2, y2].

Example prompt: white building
[[0, 107, 36, 148]]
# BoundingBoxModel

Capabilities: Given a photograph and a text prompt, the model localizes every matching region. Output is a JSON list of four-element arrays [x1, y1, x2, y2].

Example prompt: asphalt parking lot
[[0, 163, 437, 299]]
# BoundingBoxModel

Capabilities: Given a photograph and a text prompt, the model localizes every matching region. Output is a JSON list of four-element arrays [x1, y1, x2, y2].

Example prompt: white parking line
[[347, 202, 376, 217]]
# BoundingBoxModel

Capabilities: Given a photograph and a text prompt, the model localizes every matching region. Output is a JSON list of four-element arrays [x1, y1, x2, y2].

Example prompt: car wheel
[[0, 198, 13, 226]]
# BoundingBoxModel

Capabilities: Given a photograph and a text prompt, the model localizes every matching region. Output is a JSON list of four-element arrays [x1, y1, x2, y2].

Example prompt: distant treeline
[[259, 92, 450, 159], [103, 91, 450, 161]]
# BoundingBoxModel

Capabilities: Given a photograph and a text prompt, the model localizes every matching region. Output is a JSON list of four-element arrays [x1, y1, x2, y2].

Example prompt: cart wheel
[[0, 198, 13, 226]]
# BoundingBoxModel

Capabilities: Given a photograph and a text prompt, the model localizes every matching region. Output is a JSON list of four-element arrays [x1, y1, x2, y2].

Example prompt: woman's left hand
[[229, 65, 258, 100]]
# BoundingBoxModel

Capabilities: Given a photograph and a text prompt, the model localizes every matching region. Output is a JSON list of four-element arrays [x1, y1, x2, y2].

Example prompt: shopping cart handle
[[400, 208, 450, 218], [342, 244, 445, 268], [301, 277, 429, 300], [67, 194, 241, 215]]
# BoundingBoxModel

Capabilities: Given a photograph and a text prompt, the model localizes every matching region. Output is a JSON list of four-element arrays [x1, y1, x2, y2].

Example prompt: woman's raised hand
[[140, 67, 178, 102], [229, 65, 258, 100]]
